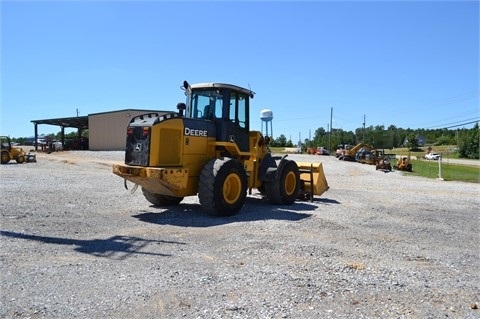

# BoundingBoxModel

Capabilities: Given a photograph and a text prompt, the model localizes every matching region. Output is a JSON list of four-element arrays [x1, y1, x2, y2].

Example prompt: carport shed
[[31, 116, 88, 151], [31, 109, 164, 151]]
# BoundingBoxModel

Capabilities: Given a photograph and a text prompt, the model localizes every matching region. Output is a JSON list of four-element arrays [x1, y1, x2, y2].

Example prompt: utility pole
[[329, 107, 333, 151], [76, 108, 80, 117], [362, 114, 366, 143]]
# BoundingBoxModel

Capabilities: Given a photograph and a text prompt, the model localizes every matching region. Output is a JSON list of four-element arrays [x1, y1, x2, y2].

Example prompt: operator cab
[[181, 81, 255, 152]]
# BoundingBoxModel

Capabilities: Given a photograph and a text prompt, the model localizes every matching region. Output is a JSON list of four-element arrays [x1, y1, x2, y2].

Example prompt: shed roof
[[30, 109, 162, 130], [31, 116, 89, 129]]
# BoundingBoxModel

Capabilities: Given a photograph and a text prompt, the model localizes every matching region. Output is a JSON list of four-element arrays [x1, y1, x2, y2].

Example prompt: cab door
[[217, 91, 250, 152]]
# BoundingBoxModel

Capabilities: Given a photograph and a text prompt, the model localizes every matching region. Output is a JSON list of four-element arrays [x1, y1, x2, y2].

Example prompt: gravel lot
[[1, 150, 479, 319]]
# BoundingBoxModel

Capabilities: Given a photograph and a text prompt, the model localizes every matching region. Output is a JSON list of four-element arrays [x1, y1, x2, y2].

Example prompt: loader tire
[[16, 156, 25, 164], [142, 188, 183, 206], [198, 157, 247, 216], [265, 160, 300, 205], [1, 151, 10, 164]]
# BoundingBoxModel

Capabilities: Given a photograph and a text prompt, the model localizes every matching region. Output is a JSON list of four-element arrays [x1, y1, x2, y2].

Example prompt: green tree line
[[11, 130, 89, 144], [269, 123, 479, 159]]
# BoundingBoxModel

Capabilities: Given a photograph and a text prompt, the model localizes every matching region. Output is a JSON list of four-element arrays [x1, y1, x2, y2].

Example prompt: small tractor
[[113, 81, 329, 216], [1, 136, 36, 164], [393, 153, 413, 172], [376, 156, 392, 172]]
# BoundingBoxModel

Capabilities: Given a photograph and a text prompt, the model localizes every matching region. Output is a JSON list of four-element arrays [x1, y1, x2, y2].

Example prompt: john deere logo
[[134, 143, 142, 152], [184, 127, 208, 137]]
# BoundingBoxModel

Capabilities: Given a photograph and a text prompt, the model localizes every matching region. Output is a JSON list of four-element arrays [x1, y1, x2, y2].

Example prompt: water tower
[[260, 109, 273, 137]]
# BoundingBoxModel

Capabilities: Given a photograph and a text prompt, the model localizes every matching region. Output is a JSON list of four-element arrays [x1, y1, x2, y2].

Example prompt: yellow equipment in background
[[394, 153, 413, 172], [355, 146, 378, 165], [339, 143, 375, 162], [1, 136, 36, 164], [113, 81, 329, 216]]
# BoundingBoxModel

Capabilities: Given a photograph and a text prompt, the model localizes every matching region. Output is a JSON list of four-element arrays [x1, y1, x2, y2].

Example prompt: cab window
[[229, 92, 248, 129], [188, 89, 223, 119]]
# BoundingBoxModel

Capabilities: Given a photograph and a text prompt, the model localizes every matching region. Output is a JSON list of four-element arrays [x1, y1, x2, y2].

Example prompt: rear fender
[[258, 154, 289, 182]]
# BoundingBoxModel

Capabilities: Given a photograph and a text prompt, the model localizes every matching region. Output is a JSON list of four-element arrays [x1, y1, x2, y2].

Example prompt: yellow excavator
[[113, 81, 328, 216], [339, 143, 376, 162]]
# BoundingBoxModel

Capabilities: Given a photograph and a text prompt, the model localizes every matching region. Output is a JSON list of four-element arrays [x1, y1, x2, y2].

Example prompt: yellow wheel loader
[[1, 136, 36, 164], [113, 81, 328, 216]]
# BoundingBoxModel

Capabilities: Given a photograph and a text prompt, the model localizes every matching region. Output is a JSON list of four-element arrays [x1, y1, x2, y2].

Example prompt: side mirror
[[183, 80, 191, 93]]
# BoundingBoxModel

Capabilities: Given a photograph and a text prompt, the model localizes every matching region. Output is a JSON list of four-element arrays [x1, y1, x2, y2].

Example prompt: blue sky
[[1, 0, 479, 143]]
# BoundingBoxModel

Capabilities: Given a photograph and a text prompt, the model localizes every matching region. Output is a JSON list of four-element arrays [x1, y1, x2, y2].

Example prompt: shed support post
[[34, 123, 38, 151]]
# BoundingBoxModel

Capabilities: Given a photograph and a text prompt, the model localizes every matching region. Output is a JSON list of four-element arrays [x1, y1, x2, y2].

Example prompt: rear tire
[[142, 188, 183, 206], [1, 151, 10, 164], [265, 160, 300, 205], [198, 157, 247, 216]]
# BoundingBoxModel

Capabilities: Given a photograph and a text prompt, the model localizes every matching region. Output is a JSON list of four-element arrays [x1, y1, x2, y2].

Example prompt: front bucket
[[26, 154, 37, 163], [297, 161, 329, 196]]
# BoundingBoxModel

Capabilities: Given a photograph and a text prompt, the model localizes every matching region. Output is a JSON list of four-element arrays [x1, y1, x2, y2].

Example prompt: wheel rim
[[223, 173, 242, 204], [1, 152, 9, 163], [284, 170, 297, 196]]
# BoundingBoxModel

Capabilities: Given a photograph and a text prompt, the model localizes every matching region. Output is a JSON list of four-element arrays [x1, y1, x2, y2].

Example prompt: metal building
[[88, 109, 161, 150]]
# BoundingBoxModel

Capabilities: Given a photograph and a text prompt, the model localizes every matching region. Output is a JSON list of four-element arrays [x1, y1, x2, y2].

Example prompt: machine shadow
[[132, 195, 340, 228], [317, 198, 341, 204], [0, 230, 186, 260]]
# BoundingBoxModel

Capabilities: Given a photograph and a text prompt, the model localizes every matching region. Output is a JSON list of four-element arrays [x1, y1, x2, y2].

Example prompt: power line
[[439, 120, 479, 130], [399, 90, 480, 113], [410, 110, 479, 127], [425, 117, 480, 129]]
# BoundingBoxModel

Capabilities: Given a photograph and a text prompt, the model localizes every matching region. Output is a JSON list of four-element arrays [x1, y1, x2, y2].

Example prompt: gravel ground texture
[[1, 150, 479, 319]]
